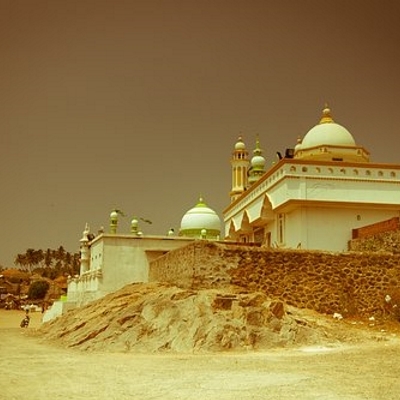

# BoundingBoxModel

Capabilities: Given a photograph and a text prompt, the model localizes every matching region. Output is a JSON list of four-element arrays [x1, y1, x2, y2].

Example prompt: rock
[[38, 282, 377, 353], [270, 300, 285, 319]]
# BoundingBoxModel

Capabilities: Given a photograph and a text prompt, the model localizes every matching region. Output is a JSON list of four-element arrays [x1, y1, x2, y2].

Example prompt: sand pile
[[39, 282, 375, 353]]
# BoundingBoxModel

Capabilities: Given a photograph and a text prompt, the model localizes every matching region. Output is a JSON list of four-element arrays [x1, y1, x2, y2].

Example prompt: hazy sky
[[1, 0, 400, 267]]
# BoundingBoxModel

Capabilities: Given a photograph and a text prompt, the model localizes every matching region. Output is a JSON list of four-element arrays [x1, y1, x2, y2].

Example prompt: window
[[277, 214, 285, 244], [254, 228, 265, 244]]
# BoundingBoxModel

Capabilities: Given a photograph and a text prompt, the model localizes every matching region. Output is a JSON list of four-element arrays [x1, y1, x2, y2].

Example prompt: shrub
[[28, 280, 50, 300], [384, 288, 400, 321]]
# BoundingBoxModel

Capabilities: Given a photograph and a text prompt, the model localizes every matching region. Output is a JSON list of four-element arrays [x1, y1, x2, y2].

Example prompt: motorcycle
[[20, 314, 30, 328]]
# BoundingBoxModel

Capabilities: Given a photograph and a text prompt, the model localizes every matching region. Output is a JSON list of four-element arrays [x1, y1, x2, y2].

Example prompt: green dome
[[180, 197, 221, 239]]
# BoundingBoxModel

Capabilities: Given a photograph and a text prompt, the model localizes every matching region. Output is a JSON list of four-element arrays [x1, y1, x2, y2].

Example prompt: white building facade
[[43, 198, 222, 321], [67, 233, 194, 306], [224, 106, 400, 251]]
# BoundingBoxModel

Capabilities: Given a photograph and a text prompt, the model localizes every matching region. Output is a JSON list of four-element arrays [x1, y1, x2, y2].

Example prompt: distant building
[[70, 199, 220, 306], [224, 106, 400, 251], [43, 197, 221, 320]]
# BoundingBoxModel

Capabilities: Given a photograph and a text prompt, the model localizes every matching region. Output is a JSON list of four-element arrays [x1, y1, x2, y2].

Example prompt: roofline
[[297, 144, 370, 156], [223, 157, 400, 214]]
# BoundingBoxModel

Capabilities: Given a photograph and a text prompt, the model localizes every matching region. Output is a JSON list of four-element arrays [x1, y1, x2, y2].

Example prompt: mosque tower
[[79, 223, 91, 275], [109, 210, 119, 234], [248, 135, 266, 185], [230, 136, 250, 203]]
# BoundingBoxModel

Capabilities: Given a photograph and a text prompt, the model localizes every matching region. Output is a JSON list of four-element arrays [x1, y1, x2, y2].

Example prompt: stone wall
[[349, 229, 400, 253], [149, 241, 400, 318], [351, 217, 400, 239]]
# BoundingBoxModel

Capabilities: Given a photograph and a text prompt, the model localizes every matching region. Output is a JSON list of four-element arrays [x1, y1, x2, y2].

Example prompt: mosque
[[46, 196, 223, 317], [224, 105, 400, 251], [44, 105, 400, 320]]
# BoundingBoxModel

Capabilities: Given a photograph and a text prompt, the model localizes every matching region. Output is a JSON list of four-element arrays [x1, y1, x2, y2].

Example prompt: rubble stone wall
[[349, 229, 400, 253], [149, 241, 400, 317]]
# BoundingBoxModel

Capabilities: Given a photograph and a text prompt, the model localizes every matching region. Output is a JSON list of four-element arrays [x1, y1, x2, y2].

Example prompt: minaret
[[230, 136, 249, 203], [130, 216, 139, 235], [79, 223, 91, 275], [110, 210, 119, 234], [248, 135, 266, 185]]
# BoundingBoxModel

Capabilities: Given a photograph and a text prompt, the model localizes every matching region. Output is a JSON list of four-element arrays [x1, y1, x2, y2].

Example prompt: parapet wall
[[149, 241, 400, 317]]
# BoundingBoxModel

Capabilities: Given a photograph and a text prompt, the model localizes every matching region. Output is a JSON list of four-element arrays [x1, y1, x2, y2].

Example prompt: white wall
[[80, 235, 193, 302], [285, 206, 399, 252]]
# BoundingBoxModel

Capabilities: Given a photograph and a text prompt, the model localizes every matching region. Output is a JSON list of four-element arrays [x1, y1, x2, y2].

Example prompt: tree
[[14, 246, 80, 279], [14, 253, 27, 271], [72, 253, 80, 275], [56, 246, 66, 262], [44, 248, 53, 268], [28, 280, 50, 300], [24, 249, 44, 273]]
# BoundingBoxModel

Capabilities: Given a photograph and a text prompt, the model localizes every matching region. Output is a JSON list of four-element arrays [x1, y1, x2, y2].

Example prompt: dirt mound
[[39, 282, 392, 353]]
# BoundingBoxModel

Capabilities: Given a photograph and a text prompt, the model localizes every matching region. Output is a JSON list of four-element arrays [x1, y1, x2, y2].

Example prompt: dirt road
[[1, 310, 400, 400]]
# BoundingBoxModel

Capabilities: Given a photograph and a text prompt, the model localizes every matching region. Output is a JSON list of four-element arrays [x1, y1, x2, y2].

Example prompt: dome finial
[[320, 103, 334, 124], [254, 134, 262, 155], [196, 195, 207, 207], [248, 135, 266, 185]]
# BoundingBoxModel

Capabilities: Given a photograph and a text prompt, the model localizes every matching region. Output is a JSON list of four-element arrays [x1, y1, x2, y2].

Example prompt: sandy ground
[[1, 310, 400, 400]]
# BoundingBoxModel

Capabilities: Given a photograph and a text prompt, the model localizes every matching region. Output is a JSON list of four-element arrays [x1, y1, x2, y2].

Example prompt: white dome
[[301, 106, 356, 149], [301, 122, 356, 148], [234, 137, 246, 150], [180, 198, 221, 233], [250, 136, 265, 170], [251, 155, 266, 169]]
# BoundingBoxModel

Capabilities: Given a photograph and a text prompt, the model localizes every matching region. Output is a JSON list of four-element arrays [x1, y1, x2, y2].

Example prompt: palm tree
[[44, 248, 53, 268], [35, 249, 44, 268], [25, 248, 37, 273], [72, 252, 80, 275], [56, 246, 66, 263], [14, 253, 27, 270]]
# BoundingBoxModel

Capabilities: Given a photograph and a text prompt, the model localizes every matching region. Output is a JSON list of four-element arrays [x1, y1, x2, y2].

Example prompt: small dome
[[234, 136, 246, 150], [110, 210, 119, 218], [250, 136, 265, 169], [131, 217, 138, 226], [294, 137, 302, 152], [251, 155, 266, 169], [301, 106, 356, 149], [180, 197, 221, 239]]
